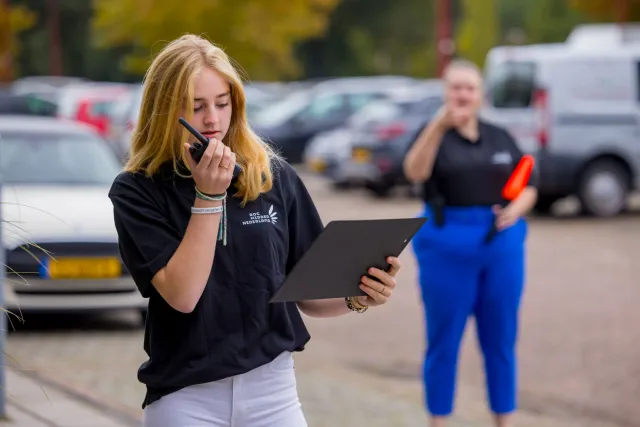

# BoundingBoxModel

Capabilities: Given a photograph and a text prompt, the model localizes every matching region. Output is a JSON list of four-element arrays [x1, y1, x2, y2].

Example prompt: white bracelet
[[191, 206, 224, 214]]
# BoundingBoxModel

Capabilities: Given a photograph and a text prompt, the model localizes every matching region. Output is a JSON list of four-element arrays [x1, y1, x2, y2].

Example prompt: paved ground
[[4, 171, 640, 427], [0, 368, 129, 427]]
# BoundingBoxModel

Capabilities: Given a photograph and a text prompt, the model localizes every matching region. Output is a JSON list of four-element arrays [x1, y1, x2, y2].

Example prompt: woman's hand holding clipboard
[[484, 155, 535, 244]]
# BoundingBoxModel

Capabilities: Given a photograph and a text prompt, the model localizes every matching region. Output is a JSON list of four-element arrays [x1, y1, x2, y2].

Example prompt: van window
[[486, 61, 537, 108], [636, 61, 640, 103]]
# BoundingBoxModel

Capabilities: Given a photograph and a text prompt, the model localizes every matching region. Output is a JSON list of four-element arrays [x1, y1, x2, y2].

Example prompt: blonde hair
[[124, 34, 280, 206], [443, 58, 482, 82]]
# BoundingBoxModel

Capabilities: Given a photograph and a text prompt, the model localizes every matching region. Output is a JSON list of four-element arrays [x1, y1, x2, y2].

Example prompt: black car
[[251, 76, 418, 164], [0, 92, 57, 116], [346, 95, 443, 197]]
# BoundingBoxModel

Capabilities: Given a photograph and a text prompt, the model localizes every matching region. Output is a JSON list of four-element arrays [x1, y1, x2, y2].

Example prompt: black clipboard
[[269, 217, 427, 303]]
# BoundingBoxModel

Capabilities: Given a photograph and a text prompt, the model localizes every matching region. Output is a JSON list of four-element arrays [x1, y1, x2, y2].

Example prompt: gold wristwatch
[[345, 296, 368, 313]]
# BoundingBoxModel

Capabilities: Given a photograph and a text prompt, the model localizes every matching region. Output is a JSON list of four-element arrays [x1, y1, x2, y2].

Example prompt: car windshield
[[348, 101, 403, 128], [0, 131, 122, 185], [252, 90, 311, 128], [402, 96, 443, 117]]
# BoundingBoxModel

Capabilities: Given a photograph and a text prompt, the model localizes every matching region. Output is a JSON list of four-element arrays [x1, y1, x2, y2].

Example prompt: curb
[[7, 361, 142, 427]]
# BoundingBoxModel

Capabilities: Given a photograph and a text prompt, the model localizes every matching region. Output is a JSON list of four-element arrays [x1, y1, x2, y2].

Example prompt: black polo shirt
[[423, 120, 538, 206], [108, 159, 324, 409]]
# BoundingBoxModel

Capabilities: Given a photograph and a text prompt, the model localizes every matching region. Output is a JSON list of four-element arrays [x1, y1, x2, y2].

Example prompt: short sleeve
[[109, 174, 182, 298], [284, 168, 325, 275], [501, 128, 539, 188]]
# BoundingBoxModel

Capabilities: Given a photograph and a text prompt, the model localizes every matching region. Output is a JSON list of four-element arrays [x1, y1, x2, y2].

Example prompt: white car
[[302, 127, 354, 183], [0, 116, 147, 323]]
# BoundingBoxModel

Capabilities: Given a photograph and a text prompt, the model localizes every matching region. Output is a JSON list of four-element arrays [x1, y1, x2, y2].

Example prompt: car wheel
[[533, 195, 559, 216], [366, 182, 392, 198], [331, 180, 351, 190], [577, 159, 630, 217]]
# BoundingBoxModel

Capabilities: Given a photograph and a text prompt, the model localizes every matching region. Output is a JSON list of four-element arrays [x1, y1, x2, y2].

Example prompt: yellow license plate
[[309, 159, 327, 173], [45, 257, 122, 279], [352, 148, 371, 163]]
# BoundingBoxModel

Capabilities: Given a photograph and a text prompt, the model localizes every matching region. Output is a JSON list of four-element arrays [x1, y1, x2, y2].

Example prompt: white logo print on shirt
[[491, 151, 512, 165], [243, 205, 278, 225]]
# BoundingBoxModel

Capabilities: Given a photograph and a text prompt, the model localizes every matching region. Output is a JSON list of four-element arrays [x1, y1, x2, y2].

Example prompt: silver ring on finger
[[379, 284, 386, 295], [219, 147, 229, 168]]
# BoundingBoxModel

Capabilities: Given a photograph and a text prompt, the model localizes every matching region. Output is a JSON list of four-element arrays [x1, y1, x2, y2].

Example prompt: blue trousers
[[412, 205, 527, 416]]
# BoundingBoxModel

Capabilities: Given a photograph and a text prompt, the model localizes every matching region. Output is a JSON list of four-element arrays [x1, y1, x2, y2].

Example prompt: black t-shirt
[[423, 120, 538, 206], [108, 159, 324, 409]]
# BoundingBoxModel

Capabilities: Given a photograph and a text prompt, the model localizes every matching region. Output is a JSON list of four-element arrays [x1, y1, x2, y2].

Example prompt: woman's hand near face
[[435, 104, 474, 130], [184, 139, 236, 195], [432, 105, 453, 131]]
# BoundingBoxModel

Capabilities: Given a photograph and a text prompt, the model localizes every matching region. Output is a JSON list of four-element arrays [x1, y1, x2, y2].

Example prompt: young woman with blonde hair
[[109, 34, 402, 427]]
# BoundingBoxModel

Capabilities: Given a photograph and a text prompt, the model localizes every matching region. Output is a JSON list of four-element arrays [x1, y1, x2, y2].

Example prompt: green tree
[[568, 0, 640, 21], [296, 0, 436, 78], [525, 0, 584, 44], [11, 0, 126, 80], [0, 3, 36, 81], [91, 0, 341, 81], [455, 0, 498, 67]]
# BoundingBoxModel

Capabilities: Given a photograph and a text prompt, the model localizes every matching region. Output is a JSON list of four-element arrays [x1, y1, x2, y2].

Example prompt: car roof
[[309, 75, 418, 93], [486, 43, 568, 63], [0, 116, 99, 136], [379, 81, 442, 103]]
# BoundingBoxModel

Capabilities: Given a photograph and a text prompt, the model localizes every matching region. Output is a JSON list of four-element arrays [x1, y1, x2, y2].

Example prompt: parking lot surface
[[6, 171, 640, 427]]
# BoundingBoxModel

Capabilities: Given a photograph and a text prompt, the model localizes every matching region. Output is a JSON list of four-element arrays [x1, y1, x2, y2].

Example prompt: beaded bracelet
[[194, 187, 228, 246], [195, 188, 226, 201]]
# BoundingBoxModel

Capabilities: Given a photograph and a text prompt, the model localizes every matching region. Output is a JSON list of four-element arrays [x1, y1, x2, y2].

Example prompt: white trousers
[[143, 352, 308, 427]]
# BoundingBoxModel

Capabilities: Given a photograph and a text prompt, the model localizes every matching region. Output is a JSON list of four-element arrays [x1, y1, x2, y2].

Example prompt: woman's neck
[[456, 117, 479, 142]]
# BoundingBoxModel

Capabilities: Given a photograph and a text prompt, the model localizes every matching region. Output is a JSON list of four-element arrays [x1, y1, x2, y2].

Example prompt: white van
[[482, 26, 640, 217]]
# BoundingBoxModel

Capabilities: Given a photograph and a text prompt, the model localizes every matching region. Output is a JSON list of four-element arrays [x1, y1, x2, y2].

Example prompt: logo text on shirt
[[491, 151, 512, 165], [243, 205, 278, 225]]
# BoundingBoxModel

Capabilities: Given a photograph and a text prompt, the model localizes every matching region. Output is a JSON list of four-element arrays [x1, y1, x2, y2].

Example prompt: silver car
[[0, 116, 147, 324]]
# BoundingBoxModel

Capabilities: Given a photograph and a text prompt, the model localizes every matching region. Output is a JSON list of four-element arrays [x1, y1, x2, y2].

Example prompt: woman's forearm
[[152, 198, 222, 313], [403, 121, 446, 183], [508, 187, 538, 217], [296, 298, 352, 318]]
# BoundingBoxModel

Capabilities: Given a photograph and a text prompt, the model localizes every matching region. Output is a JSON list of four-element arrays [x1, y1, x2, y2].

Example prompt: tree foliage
[[8, 0, 638, 82], [455, 0, 498, 67], [525, 0, 584, 44], [296, 0, 435, 78], [0, 3, 36, 81], [568, 0, 640, 21], [91, 0, 340, 81]]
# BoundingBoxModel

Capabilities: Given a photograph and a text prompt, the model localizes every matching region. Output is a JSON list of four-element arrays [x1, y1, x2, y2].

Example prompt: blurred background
[[0, 0, 639, 426]]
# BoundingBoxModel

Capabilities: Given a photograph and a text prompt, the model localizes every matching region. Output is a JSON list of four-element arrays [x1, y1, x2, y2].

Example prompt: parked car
[[107, 83, 143, 160], [303, 126, 355, 188], [303, 90, 425, 188], [482, 30, 640, 217], [9, 76, 87, 105], [337, 87, 443, 197], [244, 83, 282, 120], [0, 92, 57, 116], [0, 116, 147, 324], [55, 82, 132, 141], [251, 76, 418, 164]]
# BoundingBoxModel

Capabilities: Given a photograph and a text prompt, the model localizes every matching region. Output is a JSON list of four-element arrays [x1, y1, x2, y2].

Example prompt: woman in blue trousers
[[403, 59, 538, 427]]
